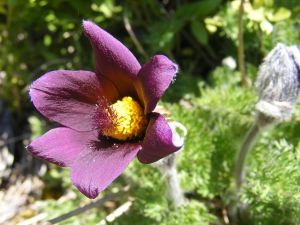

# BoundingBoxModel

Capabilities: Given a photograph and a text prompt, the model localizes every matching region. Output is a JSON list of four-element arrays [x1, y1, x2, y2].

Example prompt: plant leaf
[[175, 0, 222, 20], [191, 20, 208, 45], [267, 7, 291, 22]]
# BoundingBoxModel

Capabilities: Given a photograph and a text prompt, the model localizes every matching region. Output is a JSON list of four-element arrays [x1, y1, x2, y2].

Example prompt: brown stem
[[48, 186, 131, 224], [238, 0, 249, 86], [123, 1, 149, 59]]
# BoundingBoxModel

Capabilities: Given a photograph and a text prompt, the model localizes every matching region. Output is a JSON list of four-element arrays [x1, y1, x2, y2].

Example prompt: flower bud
[[255, 43, 300, 121]]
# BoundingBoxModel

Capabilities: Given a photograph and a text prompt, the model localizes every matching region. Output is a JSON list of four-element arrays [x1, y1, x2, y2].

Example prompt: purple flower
[[28, 21, 182, 198]]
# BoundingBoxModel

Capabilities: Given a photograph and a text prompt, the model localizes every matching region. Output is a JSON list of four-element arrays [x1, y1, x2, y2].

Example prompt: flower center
[[101, 97, 149, 141]]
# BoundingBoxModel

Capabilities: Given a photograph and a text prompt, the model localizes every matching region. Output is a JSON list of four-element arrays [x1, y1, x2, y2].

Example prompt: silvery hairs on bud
[[255, 43, 300, 121]]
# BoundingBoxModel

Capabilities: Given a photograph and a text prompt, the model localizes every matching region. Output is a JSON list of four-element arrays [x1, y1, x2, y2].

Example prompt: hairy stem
[[152, 153, 185, 207], [165, 165, 185, 207], [235, 111, 276, 192], [235, 119, 261, 193]]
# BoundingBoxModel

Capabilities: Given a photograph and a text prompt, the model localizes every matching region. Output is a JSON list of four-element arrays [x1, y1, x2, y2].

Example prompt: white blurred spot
[[222, 56, 237, 70], [67, 46, 75, 53], [63, 32, 71, 39]]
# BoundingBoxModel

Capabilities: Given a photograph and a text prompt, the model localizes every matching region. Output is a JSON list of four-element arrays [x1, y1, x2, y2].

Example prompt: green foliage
[[2, 0, 300, 112], [191, 21, 208, 45], [174, 0, 221, 20], [244, 139, 300, 224], [204, 0, 300, 63], [28, 115, 46, 140]]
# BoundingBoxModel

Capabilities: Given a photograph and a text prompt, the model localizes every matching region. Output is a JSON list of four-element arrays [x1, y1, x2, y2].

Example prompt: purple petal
[[134, 55, 178, 114], [83, 20, 141, 102], [137, 113, 182, 164], [30, 70, 102, 132], [70, 137, 141, 198], [27, 127, 96, 167]]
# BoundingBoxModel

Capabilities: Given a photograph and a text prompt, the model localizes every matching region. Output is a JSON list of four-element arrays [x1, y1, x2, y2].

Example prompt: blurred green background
[[1, 0, 300, 224]]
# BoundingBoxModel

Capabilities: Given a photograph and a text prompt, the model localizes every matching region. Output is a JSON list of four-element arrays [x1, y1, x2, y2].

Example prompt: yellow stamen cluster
[[102, 97, 149, 141]]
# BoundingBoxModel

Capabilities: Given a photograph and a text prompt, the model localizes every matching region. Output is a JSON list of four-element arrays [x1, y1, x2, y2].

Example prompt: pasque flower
[[28, 21, 182, 198]]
